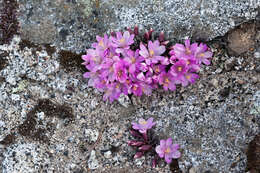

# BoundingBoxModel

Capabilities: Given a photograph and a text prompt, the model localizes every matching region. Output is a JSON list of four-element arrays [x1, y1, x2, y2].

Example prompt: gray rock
[[88, 150, 99, 170], [18, 0, 259, 52]]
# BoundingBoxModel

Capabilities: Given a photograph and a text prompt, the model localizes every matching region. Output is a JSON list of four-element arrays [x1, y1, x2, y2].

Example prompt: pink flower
[[132, 117, 156, 134], [155, 138, 181, 164], [111, 31, 134, 53], [92, 34, 111, 51], [158, 72, 176, 91], [139, 40, 166, 65], [103, 83, 121, 102], [194, 43, 213, 65], [183, 72, 200, 86], [124, 50, 144, 74], [170, 60, 188, 86], [131, 82, 143, 96], [172, 39, 198, 59], [152, 64, 166, 74], [113, 60, 128, 83]]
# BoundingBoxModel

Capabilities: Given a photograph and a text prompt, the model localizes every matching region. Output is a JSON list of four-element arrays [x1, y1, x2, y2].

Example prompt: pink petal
[[139, 44, 149, 58], [172, 150, 181, 159], [147, 117, 154, 124], [166, 138, 172, 146], [155, 146, 164, 158], [173, 144, 180, 150], [148, 41, 154, 50], [123, 31, 130, 39], [160, 139, 166, 147], [116, 32, 122, 39], [165, 154, 172, 164], [169, 82, 176, 91], [184, 39, 190, 47]]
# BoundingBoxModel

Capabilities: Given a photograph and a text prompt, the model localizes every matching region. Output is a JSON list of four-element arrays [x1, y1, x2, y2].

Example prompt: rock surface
[[0, 0, 260, 173]]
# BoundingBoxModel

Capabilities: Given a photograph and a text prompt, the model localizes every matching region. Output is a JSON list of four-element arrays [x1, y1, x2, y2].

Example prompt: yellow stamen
[[99, 40, 104, 47], [187, 60, 190, 65], [200, 53, 205, 57], [140, 120, 147, 125], [165, 78, 170, 83], [133, 86, 137, 91], [149, 50, 154, 56], [131, 57, 136, 63], [155, 67, 160, 73], [165, 147, 171, 154], [109, 67, 114, 72], [186, 48, 191, 55], [117, 71, 122, 77], [177, 66, 182, 72], [119, 38, 125, 43], [186, 75, 191, 79]]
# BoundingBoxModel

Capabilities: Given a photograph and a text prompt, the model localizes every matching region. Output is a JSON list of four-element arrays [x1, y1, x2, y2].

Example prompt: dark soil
[[0, 51, 8, 71], [17, 99, 73, 143], [19, 39, 56, 56], [0, 0, 19, 44], [0, 134, 16, 146], [59, 50, 85, 72], [246, 133, 260, 173]]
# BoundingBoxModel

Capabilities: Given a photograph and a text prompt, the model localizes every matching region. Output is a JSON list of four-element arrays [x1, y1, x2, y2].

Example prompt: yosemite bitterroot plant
[[82, 27, 213, 102], [128, 117, 181, 168]]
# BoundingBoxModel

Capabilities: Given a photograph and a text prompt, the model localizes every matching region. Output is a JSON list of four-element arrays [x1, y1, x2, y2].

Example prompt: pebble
[[88, 150, 99, 170]]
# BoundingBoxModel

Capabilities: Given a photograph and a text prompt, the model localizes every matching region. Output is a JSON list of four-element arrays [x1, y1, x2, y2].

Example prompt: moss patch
[[59, 50, 85, 72], [18, 99, 73, 143], [0, 0, 19, 44], [19, 39, 56, 56], [0, 51, 8, 71], [246, 133, 260, 173], [0, 133, 16, 146]]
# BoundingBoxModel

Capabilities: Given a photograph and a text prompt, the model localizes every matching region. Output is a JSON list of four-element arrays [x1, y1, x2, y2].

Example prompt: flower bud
[[139, 145, 152, 151], [130, 129, 142, 138], [152, 158, 157, 168], [134, 152, 144, 159], [161, 40, 169, 46], [144, 30, 150, 40], [110, 31, 116, 37], [134, 25, 139, 35], [159, 31, 165, 42], [128, 140, 144, 146], [127, 27, 134, 34]]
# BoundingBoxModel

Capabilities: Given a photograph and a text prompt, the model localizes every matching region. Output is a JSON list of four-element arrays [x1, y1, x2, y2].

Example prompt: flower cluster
[[128, 117, 180, 167], [82, 27, 213, 102]]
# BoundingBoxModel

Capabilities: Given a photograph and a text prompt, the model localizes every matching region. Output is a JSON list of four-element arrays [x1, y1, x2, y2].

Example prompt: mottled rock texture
[[0, 0, 260, 173]]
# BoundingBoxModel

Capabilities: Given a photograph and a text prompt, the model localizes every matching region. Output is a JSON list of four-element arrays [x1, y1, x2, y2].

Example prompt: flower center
[[109, 52, 113, 58], [149, 50, 155, 56], [140, 120, 147, 125], [186, 75, 191, 79], [177, 66, 182, 72], [133, 86, 137, 91], [109, 67, 114, 72], [186, 60, 190, 65], [165, 147, 171, 154], [155, 67, 160, 73], [117, 70, 122, 77], [119, 38, 125, 43], [99, 40, 104, 47], [165, 78, 170, 84], [131, 57, 136, 63], [200, 53, 205, 57], [185, 48, 191, 55], [116, 84, 120, 88]]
